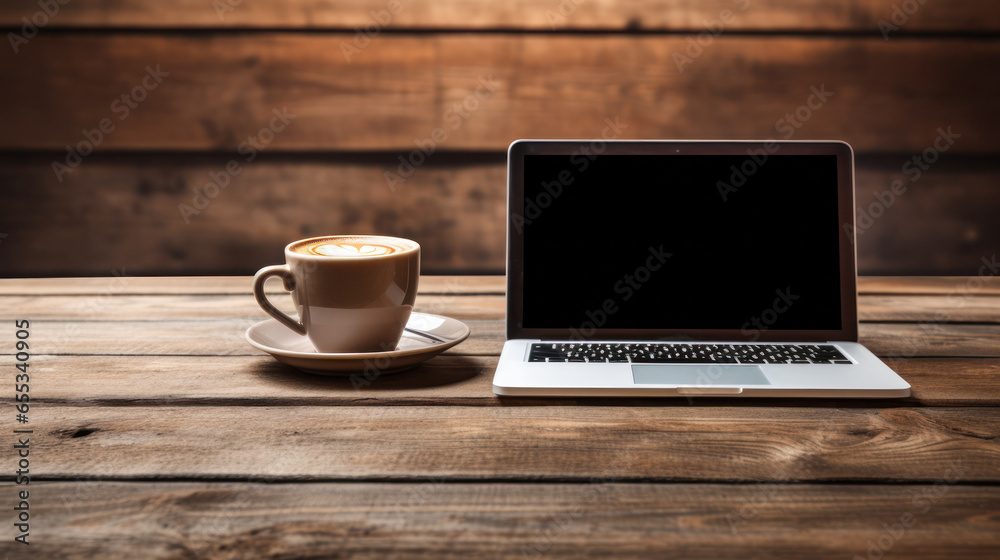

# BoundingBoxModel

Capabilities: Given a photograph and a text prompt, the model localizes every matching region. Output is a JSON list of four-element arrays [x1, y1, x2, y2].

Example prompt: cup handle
[[252, 265, 306, 335]]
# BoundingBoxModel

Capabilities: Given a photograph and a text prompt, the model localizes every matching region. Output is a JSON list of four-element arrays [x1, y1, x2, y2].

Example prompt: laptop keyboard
[[527, 342, 852, 364]]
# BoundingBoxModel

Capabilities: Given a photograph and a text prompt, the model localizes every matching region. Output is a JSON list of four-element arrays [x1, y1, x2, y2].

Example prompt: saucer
[[245, 312, 470, 375]]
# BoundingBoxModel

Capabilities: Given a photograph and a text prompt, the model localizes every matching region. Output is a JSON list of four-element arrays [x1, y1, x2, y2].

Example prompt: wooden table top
[[2, 275, 999, 559]]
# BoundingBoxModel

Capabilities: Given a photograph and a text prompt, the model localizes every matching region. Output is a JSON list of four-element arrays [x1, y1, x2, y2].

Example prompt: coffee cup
[[252, 235, 420, 353]]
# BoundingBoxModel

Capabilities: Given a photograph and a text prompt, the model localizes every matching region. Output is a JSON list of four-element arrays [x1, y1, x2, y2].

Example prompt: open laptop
[[493, 139, 911, 398]]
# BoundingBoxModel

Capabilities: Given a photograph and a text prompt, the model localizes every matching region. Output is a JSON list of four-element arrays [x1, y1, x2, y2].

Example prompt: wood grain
[[3, 291, 999, 323], [860, 323, 1000, 357], [2, 36, 998, 153], [859, 276, 1000, 295], [853, 156, 1000, 275], [0, 294, 505, 320], [860, 295, 1000, 323], [19, 355, 1000, 407], [25, 406, 1000, 481], [2, 154, 998, 276], [17, 318, 505, 356], [0, 275, 505, 296], [2, 0, 999, 31], [2, 275, 999, 296], [9, 482, 999, 560], [0, 275, 996, 557], [0, 154, 508, 275], [9, 318, 1000, 358]]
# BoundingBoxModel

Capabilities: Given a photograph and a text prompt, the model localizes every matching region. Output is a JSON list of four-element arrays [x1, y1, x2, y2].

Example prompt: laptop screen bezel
[[506, 139, 859, 342]]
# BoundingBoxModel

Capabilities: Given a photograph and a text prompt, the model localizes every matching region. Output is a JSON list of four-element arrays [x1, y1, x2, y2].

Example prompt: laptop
[[493, 139, 911, 398]]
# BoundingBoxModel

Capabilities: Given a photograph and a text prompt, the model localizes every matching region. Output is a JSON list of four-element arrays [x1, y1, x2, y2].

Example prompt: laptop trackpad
[[632, 365, 770, 386]]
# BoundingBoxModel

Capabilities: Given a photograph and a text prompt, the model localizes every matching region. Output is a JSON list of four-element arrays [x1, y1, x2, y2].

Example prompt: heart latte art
[[291, 237, 413, 258], [313, 243, 395, 257]]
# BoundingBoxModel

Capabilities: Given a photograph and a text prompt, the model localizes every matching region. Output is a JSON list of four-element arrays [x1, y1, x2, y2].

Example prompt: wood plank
[[3, 291, 999, 323], [10, 318, 1000, 358], [1, 275, 996, 296], [2, 36, 998, 153], [860, 294, 1000, 323], [16, 318, 505, 356], [2, 153, 998, 276], [0, 293, 504, 320], [853, 156, 1000, 275], [859, 276, 1000, 295], [0, 154, 508, 275], [2, 0, 998, 31], [23, 405, 1000, 481], [0, 275, 506, 296], [14, 482, 1000, 560], [860, 323, 1000, 357], [20, 355, 1000, 407]]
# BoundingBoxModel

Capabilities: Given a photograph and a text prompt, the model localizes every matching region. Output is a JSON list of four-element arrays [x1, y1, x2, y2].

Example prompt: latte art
[[312, 243, 395, 257], [290, 236, 415, 258]]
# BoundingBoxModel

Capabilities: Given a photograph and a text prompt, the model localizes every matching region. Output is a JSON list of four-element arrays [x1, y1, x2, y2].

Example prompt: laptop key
[[711, 356, 739, 364], [629, 354, 662, 363], [527, 342, 852, 365]]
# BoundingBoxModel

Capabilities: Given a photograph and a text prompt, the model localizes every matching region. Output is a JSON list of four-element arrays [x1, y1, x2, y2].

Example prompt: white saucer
[[245, 312, 470, 375]]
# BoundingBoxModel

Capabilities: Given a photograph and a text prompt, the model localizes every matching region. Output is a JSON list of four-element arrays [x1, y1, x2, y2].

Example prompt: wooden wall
[[1, 1, 998, 276]]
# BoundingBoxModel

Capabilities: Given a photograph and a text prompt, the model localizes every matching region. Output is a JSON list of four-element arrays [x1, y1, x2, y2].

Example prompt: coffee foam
[[292, 237, 412, 258]]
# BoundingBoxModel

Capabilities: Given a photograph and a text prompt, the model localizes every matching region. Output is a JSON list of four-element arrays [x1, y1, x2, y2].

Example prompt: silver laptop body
[[493, 139, 910, 398]]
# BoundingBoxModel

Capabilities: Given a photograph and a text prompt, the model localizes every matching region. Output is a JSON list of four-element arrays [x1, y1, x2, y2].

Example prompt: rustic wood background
[[0, 1, 998, 276]]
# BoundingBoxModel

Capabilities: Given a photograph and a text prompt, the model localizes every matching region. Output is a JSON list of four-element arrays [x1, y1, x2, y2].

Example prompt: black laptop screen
[[520, 154, 843, 333]]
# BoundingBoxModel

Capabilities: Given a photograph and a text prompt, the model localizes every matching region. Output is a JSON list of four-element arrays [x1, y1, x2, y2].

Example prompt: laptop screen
[[519, 153, 843, 334]]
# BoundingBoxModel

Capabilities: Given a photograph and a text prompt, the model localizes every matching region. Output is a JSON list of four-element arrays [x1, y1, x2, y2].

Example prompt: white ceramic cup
[[252, 235, 420, 353]]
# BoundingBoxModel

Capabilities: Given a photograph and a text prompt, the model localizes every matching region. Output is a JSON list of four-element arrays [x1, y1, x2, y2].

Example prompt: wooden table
[[2, 275, 999, 559]]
